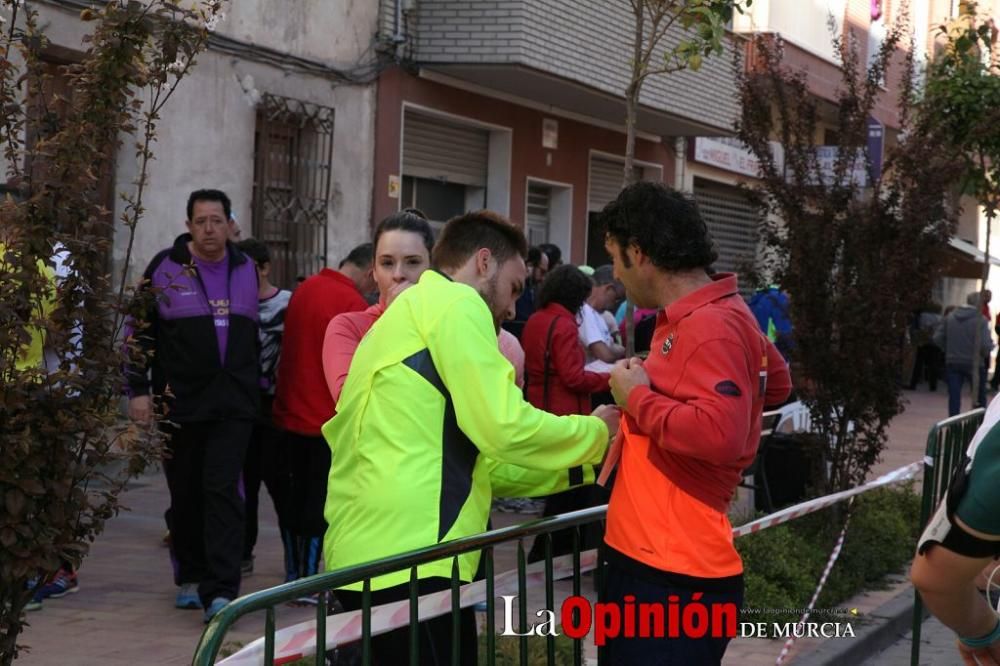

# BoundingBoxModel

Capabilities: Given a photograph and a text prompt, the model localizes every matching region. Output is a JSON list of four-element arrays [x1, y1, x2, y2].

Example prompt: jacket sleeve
[[429, 293, 609, 470], [933, 320, 946, 350], [323, 314, 364, 404], [550, 319, 610, 394], [982, 318, 995, 356], [764, 339, 792, 407], [625, 338, 756, 464], [488, 460, 596, 497]]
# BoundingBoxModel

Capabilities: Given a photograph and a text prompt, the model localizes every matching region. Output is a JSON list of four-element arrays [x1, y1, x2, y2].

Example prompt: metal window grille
[[252, 93, 335, 288]]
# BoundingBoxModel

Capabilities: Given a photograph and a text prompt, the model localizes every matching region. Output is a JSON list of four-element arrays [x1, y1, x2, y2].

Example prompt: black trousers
[[243, 398, 293, 559], [336, 577, 477, 666], [162, 420, 251, 605], [528, 484, 609, 561], [287, 432, 332, 538], [600, 561, 743, 666]]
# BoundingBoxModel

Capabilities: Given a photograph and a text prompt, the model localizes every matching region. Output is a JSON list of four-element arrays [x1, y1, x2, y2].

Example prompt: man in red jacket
[[272, 244, 375, 585], [601, 182, 792, 665]]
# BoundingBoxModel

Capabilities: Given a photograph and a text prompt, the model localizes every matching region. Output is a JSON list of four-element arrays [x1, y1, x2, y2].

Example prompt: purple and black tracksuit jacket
[[126, 233, 260, 422]]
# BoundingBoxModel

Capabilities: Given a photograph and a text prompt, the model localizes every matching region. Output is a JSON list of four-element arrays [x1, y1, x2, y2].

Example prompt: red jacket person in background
[[600, 182, 792, 665]]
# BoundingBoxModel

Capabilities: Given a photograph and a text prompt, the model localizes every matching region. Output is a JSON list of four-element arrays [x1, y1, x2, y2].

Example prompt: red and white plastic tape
[[774, 499, 855, 665], [220, 550, 600, 665], [732, 461, 921, 538], [221, 460, 922, 665]]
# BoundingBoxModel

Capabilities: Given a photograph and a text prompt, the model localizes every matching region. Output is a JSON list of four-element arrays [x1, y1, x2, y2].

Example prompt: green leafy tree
[[734, 16, 961, 492], [0, 1, 223, 661], [921, 0, 1000, 404]]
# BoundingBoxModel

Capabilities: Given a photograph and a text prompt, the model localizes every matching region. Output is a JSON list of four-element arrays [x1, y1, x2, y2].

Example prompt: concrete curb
[[796, 586, 925, 665]]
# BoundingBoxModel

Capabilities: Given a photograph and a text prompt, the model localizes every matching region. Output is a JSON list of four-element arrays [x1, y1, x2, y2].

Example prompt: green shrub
[[737, 485, 920, 635], [478, 630, 576, 666]]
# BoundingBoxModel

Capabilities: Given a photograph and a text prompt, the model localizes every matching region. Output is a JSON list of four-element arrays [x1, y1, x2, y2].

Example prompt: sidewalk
[[861, 616, 959, 665], [16, 384, 965, 664]]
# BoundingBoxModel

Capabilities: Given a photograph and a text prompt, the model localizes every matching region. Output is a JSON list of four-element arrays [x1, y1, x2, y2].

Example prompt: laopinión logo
[[497, 596, 857, 645], [498, 593, 738, 646], [738, 606, 857, 638]]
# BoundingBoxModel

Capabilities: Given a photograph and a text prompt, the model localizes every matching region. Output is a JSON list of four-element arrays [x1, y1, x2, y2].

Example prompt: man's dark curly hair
[[599, 181, 717, 270], [537, 265, 593, 315]]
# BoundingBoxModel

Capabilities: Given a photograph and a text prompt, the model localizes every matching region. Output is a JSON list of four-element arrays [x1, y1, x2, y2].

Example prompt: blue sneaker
[[175, 583, 201, 610], [37, 569, 78, 599], [204, 597, 230, 624], [24, 577, 43, 611]]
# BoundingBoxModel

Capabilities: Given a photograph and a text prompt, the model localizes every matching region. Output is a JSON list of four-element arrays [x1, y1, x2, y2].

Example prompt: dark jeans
[[335, 577, 477, 666], [528, 485, 608, 561], [162, 420, 251, 605], [287, 432, 331, 538], [600, 561, 743, 666], [909, 344, 943, 390], [243, 406, 293, 559], [946, 363, 988, 416]]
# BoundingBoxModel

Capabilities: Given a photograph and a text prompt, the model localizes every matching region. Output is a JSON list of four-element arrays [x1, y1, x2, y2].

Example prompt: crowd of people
[[18, 180, 996, 664], [7, 183, 1000, 664], [908, 291, 998, 416], [111, 182, 793, 665]]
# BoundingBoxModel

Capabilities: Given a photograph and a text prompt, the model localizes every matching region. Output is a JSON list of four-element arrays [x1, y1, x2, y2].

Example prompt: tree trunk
[[621, 4, 647, 359], [972, 204, 996, 410]]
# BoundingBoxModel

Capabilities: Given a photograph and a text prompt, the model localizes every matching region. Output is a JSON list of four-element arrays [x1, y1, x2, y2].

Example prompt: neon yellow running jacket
[[322, 270, 609, 590]]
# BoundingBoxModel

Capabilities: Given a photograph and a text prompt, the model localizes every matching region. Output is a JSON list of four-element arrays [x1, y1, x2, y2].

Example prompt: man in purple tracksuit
[[125, 189, 260, 622]]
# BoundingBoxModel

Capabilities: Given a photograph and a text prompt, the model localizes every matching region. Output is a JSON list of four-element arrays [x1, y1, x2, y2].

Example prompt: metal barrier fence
[[193, 506, 608, 666], [192, 459, 928, 665], [910, 407, 985, 666]]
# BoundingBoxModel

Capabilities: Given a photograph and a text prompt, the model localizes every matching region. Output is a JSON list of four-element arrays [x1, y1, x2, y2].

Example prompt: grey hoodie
[[933, 306, 994, 367]]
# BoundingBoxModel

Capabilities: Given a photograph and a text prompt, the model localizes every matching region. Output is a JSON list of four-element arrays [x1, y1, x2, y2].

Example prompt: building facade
[[5, 0, 381, 289], [370, 0, 741, 266]]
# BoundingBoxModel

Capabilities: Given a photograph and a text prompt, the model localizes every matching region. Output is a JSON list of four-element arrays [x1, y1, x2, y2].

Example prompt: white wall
[[6, 3, 378, 283], [219, 0, 379, 65], [734, 0, 848, 63], [112, 50, 376, 281]]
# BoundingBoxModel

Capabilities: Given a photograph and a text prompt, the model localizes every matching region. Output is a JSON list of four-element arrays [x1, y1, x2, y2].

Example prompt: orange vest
[[604, 418, 743, 578]]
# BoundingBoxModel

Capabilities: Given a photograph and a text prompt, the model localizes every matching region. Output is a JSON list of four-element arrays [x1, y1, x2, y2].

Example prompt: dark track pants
[[600, 561, 743, 666], [287, 432, 331, 539], [243, 416, 292, 560], [162, 420, 251, 606], [336, 577, 477, 666]]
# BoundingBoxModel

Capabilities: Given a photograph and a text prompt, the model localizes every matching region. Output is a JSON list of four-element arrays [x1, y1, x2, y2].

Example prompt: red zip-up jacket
[[605, 274, 792, 578], [523, 303, 609, 416]]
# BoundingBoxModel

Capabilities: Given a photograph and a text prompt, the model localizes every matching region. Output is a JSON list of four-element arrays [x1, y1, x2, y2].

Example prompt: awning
[[936, 237, 1000, 279]]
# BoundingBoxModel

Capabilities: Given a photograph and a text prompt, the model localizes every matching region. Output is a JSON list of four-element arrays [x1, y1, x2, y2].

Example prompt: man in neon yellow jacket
[[322, 210, 618, 664]]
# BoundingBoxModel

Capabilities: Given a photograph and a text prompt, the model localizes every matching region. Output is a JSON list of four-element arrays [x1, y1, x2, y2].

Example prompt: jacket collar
[[664, 273, 740, 323], [540, 302, 576, 320], [169, 233, 248, 269]]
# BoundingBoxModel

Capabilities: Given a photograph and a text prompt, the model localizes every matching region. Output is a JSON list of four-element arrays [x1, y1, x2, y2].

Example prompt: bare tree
[[620, 0, 747, 352], [0, 1, 224, 660]]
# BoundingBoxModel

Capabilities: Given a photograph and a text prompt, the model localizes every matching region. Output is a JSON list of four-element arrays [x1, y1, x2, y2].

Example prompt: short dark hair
[[432, 210, 528, 272], [538, 243, 562, 268], [340, 243, 374, 270], [591, 264, 616, 286], [187, 189, 232, 221], [374, 208, 434, 257], [600, 182, 717, 271], [236, 238, 270, 266], [537, 265, 593, 315], [527, 246, 544, 267]]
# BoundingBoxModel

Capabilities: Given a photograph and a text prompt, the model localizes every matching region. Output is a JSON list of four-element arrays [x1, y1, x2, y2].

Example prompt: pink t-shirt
[[323, 302, 384, 404], [498, 328, 525, 389], [323, 301, 528, 404]]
